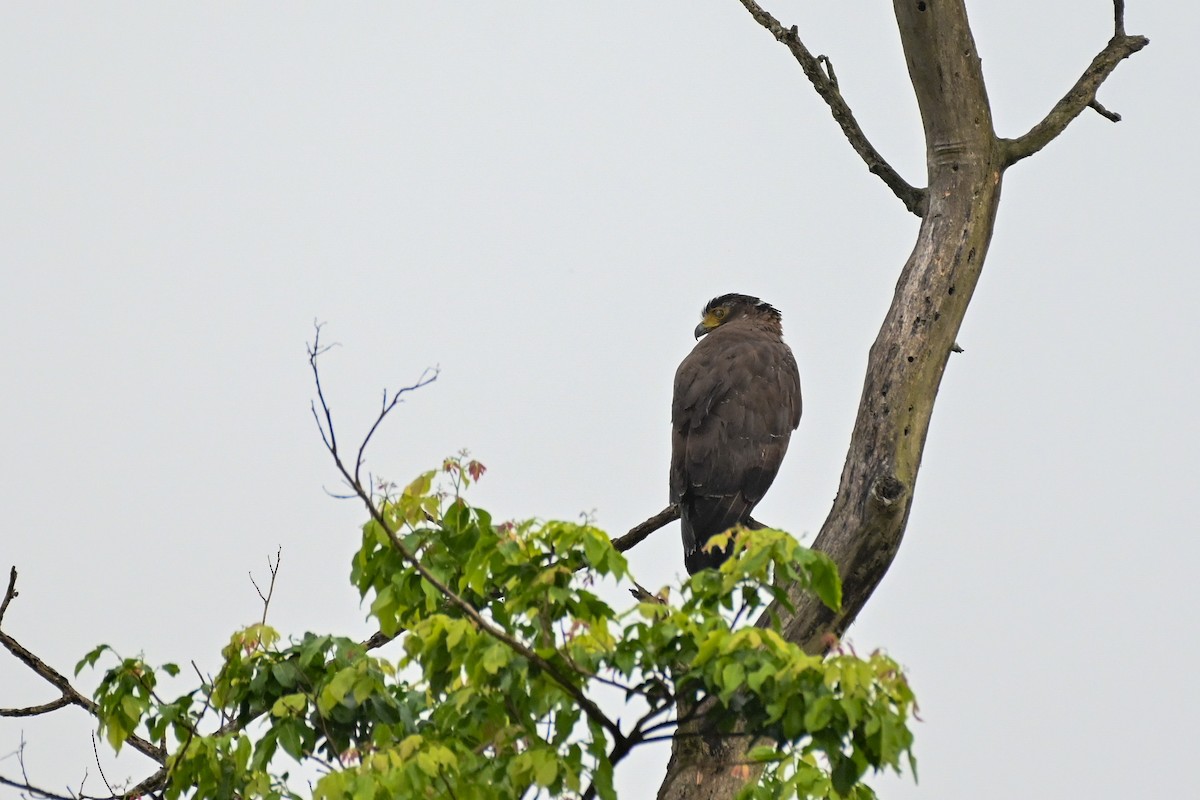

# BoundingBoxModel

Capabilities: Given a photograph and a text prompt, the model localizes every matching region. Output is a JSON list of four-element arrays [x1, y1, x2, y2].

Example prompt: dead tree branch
[[1001, 2, 1148, 166], [0, 569, 167, 767], [736, 0, 927, 217]]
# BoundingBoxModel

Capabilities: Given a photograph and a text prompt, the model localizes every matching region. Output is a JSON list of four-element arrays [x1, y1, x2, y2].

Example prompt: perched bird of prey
[[671, 294, 802, 574]]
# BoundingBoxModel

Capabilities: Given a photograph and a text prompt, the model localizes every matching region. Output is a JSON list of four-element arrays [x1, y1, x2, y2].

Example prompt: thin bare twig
[[354, 370, 438, 487], [1088, 98, 1122, 122], [0, 735, 119, 800], [735, 0, 927, 216], [1001, 1, 1147, 166], [306, 323, 439, 494], [0, 567, 17, 626], [249, 547, 282, 627], [91, 734, 115, 797], [307, 322, 340, 456]]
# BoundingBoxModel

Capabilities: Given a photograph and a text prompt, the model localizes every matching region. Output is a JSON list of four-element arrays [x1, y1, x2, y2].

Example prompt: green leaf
[[271, 661, 298, 688], [319, 667, 358, 713], [404, 470, 435, 500], [74, 644, 111, 676], [480, 644, 510, 676], [747, 663, 775, 693], [804, 695, 834, 732], [719, 661, 746, 702], [120, 693, 144, 721], [415, 750, 438, 776], [803, 551, 843, 611], [582, 529, 609, 570], [534, 750, 558, 786], [352, 675, 375, 704], [591, 757, 616, 800], [103, 717, 131, 752], [444, 618, 468, 650], [747, 745, 785, 763], [277, 720, 305, 760], [831, 753, 861, 797], [270, 693, 307, 717]]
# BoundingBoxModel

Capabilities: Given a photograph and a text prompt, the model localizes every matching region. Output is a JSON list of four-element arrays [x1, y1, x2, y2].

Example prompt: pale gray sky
[[1, 2, 1195, 798]]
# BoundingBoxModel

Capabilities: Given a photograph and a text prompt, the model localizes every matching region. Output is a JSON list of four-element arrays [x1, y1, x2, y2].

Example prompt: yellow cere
[[702, 308, 726, 330]]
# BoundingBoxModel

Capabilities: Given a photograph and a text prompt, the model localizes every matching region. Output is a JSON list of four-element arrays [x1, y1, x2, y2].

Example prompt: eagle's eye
[[713, 307, 727, 319]]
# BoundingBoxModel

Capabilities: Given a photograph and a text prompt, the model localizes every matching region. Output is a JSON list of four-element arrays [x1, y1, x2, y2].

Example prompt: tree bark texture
[[658, 2, 1004, 797]]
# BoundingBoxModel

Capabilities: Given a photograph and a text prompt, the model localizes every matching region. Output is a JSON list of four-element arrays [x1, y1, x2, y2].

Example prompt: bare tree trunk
[[656, 1, 1145, 797], [773, 0, 1002, 653]]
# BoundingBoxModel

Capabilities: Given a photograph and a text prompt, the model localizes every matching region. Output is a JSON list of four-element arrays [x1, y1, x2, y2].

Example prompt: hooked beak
[[694, 322, 710, 340]]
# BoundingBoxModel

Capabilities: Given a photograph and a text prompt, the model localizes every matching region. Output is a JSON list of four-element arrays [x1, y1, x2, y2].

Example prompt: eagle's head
[[694, 293, 782, 339]]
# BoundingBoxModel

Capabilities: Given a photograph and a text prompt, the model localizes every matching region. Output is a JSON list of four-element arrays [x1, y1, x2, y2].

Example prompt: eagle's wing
[[671, 328, 801, 572]]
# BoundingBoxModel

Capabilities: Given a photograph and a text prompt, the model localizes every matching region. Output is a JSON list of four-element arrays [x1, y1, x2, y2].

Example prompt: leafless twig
[[354, 370, 438, 488], [1087, 98, 1122, 122], [91, 734, 115, 797], [0, 568, 16, 626], [249, 547, 283, 627], [306, 323, 439, 495], [0, 734, 123, 800]]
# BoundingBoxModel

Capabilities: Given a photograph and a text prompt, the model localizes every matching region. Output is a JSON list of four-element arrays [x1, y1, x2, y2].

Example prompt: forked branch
[[0, 570, 168, 772], [1001, 1, 1148, 166]]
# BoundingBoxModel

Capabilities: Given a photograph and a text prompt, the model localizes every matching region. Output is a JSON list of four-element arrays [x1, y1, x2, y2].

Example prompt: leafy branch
[[308, 326, 627, 746]]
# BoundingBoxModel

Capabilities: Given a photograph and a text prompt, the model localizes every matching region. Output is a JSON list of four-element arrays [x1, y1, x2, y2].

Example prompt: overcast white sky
[[1, 2, 1195, 798]]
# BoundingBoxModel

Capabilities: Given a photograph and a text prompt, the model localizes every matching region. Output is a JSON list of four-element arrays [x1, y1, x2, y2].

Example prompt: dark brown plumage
[[670, 294, 802, 573]]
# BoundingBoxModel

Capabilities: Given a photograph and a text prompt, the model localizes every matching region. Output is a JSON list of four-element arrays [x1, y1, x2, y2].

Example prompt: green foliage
[[78, 457, 917, 799], [75, 645, 182, 752]]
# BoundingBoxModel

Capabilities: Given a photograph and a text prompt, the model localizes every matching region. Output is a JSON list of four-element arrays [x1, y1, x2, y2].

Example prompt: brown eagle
[[671, 294, 802, 573]]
